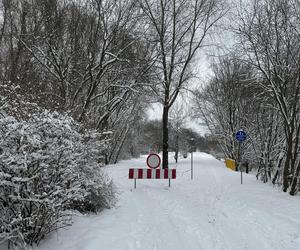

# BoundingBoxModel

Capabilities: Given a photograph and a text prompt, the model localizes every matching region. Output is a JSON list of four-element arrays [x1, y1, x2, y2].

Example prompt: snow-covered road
[[38, 152, 300, 250]]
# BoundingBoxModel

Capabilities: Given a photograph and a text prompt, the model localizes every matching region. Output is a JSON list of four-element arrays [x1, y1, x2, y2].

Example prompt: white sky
[[146, 103, 210, 136], [146, 50, 213, 136]]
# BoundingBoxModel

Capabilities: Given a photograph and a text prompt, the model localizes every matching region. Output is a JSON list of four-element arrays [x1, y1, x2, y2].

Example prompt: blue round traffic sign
[[235, 130, 247, 142]]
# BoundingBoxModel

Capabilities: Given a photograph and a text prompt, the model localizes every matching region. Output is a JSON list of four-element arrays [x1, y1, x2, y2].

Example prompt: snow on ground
[[36, 152, 300, 250]]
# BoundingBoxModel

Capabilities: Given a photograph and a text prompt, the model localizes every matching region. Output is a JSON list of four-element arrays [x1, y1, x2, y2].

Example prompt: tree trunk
[[162, 105, 169, 169], [10, 5, 27, 83], [283, 157, 290, 192], [174, 133, 179, 163], [114, 126, 130, 164], [289, 161, 300, 195], [0, 1, 7, 46], [272, 155, 283, 185], [283, 136, 293, 192]]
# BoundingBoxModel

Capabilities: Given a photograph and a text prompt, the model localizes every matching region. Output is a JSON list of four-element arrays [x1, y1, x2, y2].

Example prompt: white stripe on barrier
[[143, 169, 147, 178], [152, 169, 156, 179], [134, 169, 138, 178]]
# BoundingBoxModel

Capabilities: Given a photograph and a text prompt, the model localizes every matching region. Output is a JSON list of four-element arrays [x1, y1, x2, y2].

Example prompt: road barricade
[[128, 168, 176, 188]]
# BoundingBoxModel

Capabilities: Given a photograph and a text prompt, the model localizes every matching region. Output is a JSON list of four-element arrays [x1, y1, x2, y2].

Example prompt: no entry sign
[[146, 153, 161, 169]]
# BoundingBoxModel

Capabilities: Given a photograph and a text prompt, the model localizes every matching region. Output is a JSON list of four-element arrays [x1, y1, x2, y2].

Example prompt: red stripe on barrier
[[172, 169, 176, 179], [156, 169, 160, 178], [164, 169, 168, 179], [128, 169, 176, 179], [138, 169, 143, 179], [147, 169, 152, 178], [129, 169, 134, 179]]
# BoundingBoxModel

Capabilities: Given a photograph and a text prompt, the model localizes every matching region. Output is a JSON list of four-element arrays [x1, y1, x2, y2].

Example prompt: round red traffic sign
[[146, 153, 161, 169]]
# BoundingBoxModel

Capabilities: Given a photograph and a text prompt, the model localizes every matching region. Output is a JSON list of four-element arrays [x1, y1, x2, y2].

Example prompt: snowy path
[[38, 153, 300, 250]]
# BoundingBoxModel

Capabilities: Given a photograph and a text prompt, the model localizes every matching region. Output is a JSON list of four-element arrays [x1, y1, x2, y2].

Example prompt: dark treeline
[[123, 118, 220, 161]]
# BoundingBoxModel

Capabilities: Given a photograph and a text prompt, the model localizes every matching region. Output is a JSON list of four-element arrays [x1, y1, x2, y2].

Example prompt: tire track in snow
[[143, 161, 227, 250], [128, 187, 190, 250], [35, 153, 300, 250], [202, 157, 298, 250]]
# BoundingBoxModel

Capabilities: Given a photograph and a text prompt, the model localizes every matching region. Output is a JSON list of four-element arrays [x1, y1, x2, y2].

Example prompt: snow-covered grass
[[21, 152, 300, 250]]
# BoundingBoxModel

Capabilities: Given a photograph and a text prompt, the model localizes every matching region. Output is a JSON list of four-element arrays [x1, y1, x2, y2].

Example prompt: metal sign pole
[[238, 141, 242, 184], [235, 129, 247, 184], [241, 168, 243, 184], [191, 151, 193, 180]]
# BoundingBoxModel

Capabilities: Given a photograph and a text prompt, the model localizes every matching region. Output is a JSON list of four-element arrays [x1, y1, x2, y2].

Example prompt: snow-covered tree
[[193, 56, 285, 182], [237, 0, 300, 194]]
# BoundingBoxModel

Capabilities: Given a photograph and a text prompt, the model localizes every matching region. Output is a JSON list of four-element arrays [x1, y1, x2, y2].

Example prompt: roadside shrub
[[0, 109, 116, 249]]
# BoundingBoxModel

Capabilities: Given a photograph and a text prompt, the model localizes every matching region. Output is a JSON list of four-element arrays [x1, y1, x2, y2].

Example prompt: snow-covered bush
[[68, 130, 116, 213], [0, 109, 116, 249]]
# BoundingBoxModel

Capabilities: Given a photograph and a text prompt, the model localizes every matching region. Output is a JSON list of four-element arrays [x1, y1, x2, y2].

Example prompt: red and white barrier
[[128, 168, 176, 179], [129, 154, 176, 188]]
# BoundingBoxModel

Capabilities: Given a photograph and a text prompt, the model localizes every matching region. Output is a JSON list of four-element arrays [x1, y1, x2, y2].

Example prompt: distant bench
[[128, 168, 176, 188]]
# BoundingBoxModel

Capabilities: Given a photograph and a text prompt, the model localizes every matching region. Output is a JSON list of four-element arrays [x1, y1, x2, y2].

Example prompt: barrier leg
[[134, 179, 136, 189], [169, 179, 171, 187]]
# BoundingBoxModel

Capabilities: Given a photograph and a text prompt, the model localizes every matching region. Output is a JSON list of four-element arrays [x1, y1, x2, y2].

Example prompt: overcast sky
[[146, 0, 238, 136]]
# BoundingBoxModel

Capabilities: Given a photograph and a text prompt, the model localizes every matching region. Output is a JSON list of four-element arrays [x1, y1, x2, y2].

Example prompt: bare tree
[[139, 0, 225, 168], [0, 0, 7, 46], [194, 57, 254, 159], [237, 0, 300, 194], [2, 0, 155, 161], [169, 102, 188, 163]]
